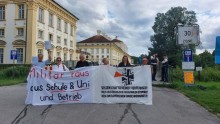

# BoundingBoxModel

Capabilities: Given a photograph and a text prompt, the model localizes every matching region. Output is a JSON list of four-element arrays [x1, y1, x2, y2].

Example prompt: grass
[[0, 78, 26, 86], [154, 81, 220, 117]]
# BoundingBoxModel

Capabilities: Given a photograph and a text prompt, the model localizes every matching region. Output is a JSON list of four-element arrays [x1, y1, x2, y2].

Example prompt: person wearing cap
[[53, 57, 69, 72]]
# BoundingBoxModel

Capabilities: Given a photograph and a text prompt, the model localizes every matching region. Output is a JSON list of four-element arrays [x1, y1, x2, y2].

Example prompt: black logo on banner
[[122, 68, 134, 86]]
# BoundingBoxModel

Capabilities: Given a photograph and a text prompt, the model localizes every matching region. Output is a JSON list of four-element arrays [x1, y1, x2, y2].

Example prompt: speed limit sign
[[177, 25, 200, 45]]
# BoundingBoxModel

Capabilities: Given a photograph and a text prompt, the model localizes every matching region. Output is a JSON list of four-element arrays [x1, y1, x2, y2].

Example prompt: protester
[[118, 55, 131, 67], [151, 53, 158, 81], [34, 50, 51, 68], [75, 53, 90, 68], [161, 54, 168, 82], [102, 58, 109, 65], [52, 57, 69, 71], [142, 57, 153, 75]]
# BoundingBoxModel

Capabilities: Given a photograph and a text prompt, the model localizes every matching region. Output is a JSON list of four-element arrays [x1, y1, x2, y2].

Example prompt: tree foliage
[[149, 7, 197, 66]]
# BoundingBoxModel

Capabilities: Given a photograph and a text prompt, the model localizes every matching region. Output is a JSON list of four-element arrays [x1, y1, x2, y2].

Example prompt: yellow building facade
[[77, 32, 131, 66], [0, 0, 78, 64]]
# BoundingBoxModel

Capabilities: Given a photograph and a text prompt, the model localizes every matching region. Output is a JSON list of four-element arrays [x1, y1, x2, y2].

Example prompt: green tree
[[199, 50, 214, 67], [149, 7, 197, 66], [131, 56, 139, 64]]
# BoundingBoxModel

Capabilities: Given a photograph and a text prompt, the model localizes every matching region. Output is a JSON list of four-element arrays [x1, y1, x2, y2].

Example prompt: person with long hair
[[118, 55, 131, 67]]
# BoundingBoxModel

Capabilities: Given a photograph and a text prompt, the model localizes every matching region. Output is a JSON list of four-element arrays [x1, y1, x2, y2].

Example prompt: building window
[[57, 52, 60, 57], [107, 55, 109, 58], [57, 18, 61, 30], [17, 28, 24, 36], [49, 33, 53, 42], [0, 6, 5, 20], [38, 30, 44, 39], [0, 48, 3, 63], [96, 48, 99, 54], [102, 55, 104, 58], [70, 26, 73, 36], [107, 49, 109, 53], [96, 55, 99, 59], [57, 36, 61, 44], [70, 54, 72, 60], [70, 40, 73, 47], [49, 13, 53, 27], [91, 49, 94, 54], [18, 4, 24, 19], [16, 48, 23, 64], [38, 8, 44, 23], [38, 49, 43, 54], [102, 49, 104, 54], [64, 53, 67, 61], [0, 29, 4, 37], [64, 39, 67, 45], [64, 22, 68, 33]]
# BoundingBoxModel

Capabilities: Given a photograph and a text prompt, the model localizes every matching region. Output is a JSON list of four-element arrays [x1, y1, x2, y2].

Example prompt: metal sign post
[[176, 24, 200, 86], [10, 50, 18, 78]]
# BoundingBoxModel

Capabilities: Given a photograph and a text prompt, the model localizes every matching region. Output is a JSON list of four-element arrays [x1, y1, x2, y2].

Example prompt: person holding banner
[[102, 58, 109, 65], [118, 55, 131, 67], [34, 50, 51, 68], [75, 54, 90, 68], [142, 57, 153, 75], [52, 57, 69, 71]]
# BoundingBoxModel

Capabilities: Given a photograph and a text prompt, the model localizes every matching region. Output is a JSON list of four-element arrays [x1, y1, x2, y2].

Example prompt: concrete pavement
[[0, 83, 219, 124]]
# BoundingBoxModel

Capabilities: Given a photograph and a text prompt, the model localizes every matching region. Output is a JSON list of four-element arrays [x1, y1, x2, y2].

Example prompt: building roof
[[78, 35, 112, 43], [112, 39, 123, 43], [52, 0, 79, 20]]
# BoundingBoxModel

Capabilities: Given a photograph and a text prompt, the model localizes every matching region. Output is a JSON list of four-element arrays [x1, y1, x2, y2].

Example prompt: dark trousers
[[152, 65, 157, 80], [161, 66, 168, 82]]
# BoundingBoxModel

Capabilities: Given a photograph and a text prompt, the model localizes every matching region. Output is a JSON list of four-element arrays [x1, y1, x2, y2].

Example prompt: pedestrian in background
[[161, 54, 168, 82], [151, 53, 158, 81]]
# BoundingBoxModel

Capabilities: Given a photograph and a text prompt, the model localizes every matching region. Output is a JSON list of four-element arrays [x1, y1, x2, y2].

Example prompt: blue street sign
[[183, 49, 193, 62], [10, 50, 17, 60], [215, 36, 220, 64]]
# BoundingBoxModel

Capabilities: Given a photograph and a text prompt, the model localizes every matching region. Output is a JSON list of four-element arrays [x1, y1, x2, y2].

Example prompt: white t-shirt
[[52, 64, 69, 72]]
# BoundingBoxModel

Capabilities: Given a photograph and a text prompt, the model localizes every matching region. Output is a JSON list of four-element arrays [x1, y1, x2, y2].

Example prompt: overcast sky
[[55, 0, 220, 56]]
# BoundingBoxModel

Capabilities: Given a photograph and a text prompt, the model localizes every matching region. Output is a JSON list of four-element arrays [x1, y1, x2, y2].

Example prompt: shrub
[[172, 66, 183, 81], [172, 66, 220, 82], [1, 65, 30, 79]]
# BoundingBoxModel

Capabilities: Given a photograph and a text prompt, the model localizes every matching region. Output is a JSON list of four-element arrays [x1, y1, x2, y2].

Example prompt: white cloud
[[55, 0, 220, 56]]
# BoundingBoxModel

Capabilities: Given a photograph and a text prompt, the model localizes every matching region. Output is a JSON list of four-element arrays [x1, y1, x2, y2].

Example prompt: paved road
[[0, 83, 219, 124]]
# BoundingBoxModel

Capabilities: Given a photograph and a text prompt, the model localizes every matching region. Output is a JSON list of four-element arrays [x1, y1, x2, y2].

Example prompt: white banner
[[26, 65, 152, 105]]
